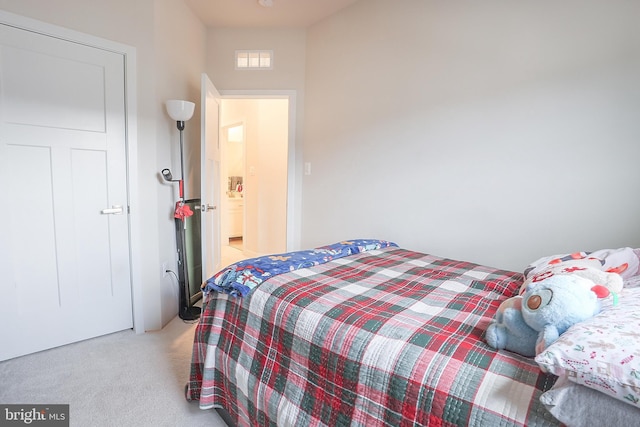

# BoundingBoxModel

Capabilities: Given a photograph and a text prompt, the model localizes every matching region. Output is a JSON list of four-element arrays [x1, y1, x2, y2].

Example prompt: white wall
[[206, 28, 306, 95], [256, 99, 289, 254], [153, 0, 206, 327], [0, 0, 206, 330], [303, 0, 640, 271]]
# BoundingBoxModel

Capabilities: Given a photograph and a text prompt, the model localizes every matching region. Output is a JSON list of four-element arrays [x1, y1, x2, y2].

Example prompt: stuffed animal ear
[[606, 263, 629, 275], [590, 285, 610, 299]]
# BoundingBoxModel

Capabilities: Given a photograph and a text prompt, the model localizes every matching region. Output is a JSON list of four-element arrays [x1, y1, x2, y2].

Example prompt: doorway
[[221, 120, 247, 267], [219, 96, 291, 267]]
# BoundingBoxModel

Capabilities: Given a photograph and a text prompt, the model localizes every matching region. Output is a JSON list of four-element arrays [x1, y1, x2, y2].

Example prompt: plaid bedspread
[[187, 247, 560, 426]]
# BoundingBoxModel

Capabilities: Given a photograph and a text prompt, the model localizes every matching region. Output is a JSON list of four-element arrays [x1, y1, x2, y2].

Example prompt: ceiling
[[184, 0, 361, 28]]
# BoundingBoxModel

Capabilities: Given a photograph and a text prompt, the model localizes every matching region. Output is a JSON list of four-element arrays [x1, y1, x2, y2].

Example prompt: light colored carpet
[[0, 314, 226, 427], [221, 243, 250, 268]]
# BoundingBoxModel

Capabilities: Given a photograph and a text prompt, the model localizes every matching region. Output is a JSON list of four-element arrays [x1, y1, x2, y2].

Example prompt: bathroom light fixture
[[258, 0, 274, 7]]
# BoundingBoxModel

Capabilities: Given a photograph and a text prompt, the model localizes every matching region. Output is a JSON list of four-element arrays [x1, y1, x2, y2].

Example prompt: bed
[[186, 240, 640, 426]]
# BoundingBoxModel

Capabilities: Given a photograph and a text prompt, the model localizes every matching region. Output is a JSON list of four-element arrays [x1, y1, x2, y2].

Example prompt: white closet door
[[0, 23, 133, 361]]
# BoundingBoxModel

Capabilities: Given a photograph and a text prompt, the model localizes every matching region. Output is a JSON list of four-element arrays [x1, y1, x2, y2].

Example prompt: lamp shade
[[166, 100, 195, 121]]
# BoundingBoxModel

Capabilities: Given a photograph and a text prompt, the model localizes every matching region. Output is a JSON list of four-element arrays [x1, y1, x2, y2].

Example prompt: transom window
[[235, 50, 273, 70]]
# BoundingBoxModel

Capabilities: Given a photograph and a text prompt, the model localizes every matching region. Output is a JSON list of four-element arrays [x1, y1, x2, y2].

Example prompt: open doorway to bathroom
[[219, 97, 290, 268]]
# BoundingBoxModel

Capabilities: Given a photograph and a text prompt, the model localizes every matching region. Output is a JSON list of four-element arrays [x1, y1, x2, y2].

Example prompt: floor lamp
[[164, 99, 201, 321]]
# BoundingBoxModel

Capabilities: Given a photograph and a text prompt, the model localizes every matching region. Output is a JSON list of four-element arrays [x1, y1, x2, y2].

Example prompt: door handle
[[101, 205, 124, 215], [202, 204, 217, 212]]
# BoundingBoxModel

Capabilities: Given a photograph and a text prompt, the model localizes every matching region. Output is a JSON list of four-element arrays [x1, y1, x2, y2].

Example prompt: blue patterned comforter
[[202, 239, 398, 297]]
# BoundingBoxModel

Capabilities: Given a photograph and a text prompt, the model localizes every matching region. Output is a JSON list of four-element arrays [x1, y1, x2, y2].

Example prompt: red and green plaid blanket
[[187, 247, 560, 426]]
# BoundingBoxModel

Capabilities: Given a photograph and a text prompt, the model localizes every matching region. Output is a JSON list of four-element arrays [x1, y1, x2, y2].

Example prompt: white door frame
[[219, 90, 301, 252], [0, 10, 144, 333]]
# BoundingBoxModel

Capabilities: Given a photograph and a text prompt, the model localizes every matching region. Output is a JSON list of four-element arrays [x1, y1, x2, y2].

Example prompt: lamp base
[[179, 305, 201, 321]]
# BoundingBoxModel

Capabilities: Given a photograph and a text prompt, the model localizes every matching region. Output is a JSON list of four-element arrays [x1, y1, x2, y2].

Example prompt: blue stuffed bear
[[485, 295, 538, 357], [486, 275, 606, 357]]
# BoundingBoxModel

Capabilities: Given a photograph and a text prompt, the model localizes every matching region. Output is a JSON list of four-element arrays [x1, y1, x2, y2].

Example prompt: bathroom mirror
[[226, 123, 244, 197]]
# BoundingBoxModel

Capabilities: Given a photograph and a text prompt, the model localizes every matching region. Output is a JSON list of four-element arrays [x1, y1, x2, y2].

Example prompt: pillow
[[625, 248, 640, 288], [540, 375, 640, 426], [518, 247, 640, 297], [535, 287, 640, 408], [524, 247, 640, 281]]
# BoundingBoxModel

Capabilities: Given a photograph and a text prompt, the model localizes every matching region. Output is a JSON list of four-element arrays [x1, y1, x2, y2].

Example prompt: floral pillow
[[535, 287, 640, 408]]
